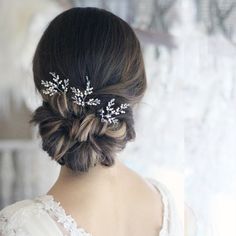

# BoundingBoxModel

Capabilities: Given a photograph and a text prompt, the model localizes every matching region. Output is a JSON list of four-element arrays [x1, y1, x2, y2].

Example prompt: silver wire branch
[[99, 98, 130, 124], [41, 72, 69, 96], [70, 76, 101, 107], [41, 72, 129, 124]]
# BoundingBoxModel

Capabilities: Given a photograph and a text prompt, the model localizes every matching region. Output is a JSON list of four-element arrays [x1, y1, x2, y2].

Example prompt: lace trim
[[36, 180, 170, 236], [36, 195, 92, 236]]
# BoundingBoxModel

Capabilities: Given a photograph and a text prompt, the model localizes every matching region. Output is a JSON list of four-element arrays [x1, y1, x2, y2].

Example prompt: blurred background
[[0, 0, 236, 235]]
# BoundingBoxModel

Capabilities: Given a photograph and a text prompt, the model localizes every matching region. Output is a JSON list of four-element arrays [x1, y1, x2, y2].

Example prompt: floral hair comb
[[41, 72, 130, 125]]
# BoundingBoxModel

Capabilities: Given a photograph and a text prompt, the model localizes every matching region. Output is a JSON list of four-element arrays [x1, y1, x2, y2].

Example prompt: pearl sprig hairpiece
[[41, 72, 69, 96], [99, 98, 129, 124], [70, 76, 101, 107], [41, 72, 130, 125]]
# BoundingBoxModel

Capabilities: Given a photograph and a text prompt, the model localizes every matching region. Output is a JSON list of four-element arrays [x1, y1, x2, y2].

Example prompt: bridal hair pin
[[41, 72, 130, 125], [41, 72, 69, 96], [70, 76, 101, 107], [41, 72, 100, 106], [99, 98, 130, 124]]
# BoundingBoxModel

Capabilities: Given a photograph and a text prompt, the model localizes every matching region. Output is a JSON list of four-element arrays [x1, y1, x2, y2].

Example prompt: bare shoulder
[[123, 165, 164, 231]]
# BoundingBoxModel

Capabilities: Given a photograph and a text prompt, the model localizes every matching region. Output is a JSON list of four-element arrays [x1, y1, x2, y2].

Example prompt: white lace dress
[[0, 179, 182, 236]]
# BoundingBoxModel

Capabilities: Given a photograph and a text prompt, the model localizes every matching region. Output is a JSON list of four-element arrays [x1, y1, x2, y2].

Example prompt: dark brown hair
[[30, 7, 147, 172]]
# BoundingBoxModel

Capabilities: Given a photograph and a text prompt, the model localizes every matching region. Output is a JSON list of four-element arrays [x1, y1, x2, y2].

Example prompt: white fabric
[[146, 178, 183, 236], [0, 178, 182, 236]]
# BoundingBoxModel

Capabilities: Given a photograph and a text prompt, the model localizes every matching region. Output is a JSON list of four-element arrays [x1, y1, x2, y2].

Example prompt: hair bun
[[30, 96, 134, 172], [75, 114, 104, 142], [31, 7, 146, 172]]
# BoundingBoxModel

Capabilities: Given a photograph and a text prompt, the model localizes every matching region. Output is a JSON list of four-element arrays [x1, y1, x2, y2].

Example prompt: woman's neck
[[47, 158, 127, 198]]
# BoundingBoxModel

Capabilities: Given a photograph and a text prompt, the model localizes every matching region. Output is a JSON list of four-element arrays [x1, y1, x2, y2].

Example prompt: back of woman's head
[[30, 7, 147, 172]]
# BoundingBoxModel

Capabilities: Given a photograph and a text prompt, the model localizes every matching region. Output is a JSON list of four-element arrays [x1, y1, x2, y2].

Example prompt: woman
[[0, 7, 182, 236]]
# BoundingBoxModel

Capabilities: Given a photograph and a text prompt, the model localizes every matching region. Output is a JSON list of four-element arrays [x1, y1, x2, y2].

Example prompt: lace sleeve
[[0, 199, 63, 236], [0, 201, 33, 236]]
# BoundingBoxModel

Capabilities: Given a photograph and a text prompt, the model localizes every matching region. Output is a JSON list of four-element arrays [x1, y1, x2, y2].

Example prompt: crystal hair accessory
[[70, 76, 101, 107], [99, 98, 130, 124], [41, 72, 69, 96], [41, 72, 130, 124]]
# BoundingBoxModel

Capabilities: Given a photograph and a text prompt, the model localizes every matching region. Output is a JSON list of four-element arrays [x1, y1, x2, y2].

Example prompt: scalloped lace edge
[[36, 184, 169, 236], [36, 195, 92, 236]]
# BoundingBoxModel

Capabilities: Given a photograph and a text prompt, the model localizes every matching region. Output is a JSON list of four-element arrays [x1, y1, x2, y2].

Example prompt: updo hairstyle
[[30, 7, 147, 172]]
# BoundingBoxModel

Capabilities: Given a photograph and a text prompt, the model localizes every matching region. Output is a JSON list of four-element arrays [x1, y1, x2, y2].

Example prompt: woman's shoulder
[[0, 198, 36, 220], [0, 199, 37, 235], [145, 177, 183, 236], [0, 197, 61, 236]]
